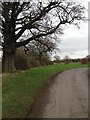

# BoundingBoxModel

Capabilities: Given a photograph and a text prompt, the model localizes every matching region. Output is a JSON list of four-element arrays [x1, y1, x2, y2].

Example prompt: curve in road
[[30, 68, 88, 118]]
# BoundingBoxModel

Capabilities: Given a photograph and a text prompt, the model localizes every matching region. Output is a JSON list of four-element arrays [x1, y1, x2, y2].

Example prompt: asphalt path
[[30, 68, 88, 118]]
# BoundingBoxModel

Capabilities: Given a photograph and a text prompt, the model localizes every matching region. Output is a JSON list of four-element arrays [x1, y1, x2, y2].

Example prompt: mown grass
[[2, 62, 88, 118]]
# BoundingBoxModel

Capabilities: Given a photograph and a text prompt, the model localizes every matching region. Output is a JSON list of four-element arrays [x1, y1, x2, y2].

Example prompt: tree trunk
[[2, 44, 16, 73], [2, 53, 16, 73]]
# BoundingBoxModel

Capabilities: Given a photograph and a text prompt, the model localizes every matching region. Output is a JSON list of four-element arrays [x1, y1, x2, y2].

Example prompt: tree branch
[[16, 21, 61, 48], [14, 2, 61, 42]]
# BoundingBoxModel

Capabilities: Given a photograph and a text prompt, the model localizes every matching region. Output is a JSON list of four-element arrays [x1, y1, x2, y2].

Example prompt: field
[[2, 62, 88, 118]]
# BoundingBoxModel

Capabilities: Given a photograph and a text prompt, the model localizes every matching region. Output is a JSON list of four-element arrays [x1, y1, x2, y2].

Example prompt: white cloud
[[56, 0, 89, 59], [60, 49, 88, 59]]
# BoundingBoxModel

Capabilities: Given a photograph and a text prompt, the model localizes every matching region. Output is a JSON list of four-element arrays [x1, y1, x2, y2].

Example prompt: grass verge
[[2, 62, 88, 118]]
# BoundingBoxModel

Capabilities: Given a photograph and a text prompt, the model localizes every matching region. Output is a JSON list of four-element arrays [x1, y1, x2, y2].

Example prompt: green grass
[[2, 62, 88, 118]]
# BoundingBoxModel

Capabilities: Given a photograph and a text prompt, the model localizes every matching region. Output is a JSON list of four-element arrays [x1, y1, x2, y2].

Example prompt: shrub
[[15, 48, 30, 70]]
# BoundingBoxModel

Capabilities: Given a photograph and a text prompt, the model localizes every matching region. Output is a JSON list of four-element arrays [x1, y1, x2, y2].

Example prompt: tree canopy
[[0, 0, 86, 72]]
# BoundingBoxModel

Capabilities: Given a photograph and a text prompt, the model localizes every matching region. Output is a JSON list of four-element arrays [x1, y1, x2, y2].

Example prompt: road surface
[[30, 68, 88, 118]]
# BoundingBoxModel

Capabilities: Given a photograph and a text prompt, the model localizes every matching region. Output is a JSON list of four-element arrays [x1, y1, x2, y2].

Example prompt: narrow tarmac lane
[[30, 68, 88, 118]]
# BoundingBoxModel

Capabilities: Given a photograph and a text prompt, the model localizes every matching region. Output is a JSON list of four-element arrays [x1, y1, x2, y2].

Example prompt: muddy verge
[[26, 71, 62, 118]]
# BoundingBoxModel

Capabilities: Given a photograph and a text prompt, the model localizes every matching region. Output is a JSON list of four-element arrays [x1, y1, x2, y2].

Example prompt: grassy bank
[[2, 62, 88, 118]]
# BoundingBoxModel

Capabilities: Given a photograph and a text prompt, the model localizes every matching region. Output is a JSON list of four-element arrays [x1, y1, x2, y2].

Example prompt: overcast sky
[[56, 0, 89, 59], [0, 0, 89, 60]]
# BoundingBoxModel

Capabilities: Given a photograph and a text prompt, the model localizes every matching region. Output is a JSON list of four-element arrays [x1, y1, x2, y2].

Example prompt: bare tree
[[54, 55, 60, 63], [25, 39, 56, 63], [0, 1, 86, 72], [64, 55, 71, 64]]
